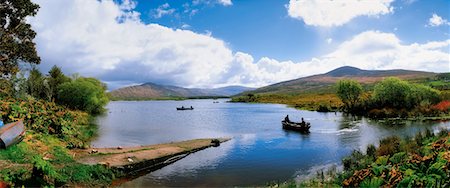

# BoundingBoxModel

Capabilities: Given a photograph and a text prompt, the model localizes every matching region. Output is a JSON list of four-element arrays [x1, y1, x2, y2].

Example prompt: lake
[[92, 99, 450, 187]]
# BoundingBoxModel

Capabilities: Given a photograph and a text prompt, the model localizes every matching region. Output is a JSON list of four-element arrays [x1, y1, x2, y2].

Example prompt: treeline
[[336, 77, 448, 118], [1, 65, 108, 114]]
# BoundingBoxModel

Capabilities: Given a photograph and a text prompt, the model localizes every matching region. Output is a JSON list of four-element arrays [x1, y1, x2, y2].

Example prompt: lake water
[[92, 99, 450, 187]]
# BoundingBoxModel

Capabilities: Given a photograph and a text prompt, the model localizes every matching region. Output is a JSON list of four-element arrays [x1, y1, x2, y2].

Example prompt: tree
[[406, 84, 441, 108], [372, 77, 441, 109], [372, 77, 411, 108], [336, 79, 363, 111], [57, 77, 109, 114], [26, 68, 45, 99], [47, 65, 69, 100], [0, 0, 40, 78]]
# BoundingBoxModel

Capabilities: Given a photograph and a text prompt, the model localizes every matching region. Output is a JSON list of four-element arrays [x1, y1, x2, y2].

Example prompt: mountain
[[109, 83, 254, 100], [242, 66, 437, 95]]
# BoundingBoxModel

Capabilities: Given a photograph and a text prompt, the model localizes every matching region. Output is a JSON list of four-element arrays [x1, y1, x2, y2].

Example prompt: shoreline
[[74, 138, 231, 185]]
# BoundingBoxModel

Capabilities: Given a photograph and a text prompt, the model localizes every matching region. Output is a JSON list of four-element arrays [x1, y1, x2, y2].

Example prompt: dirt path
[[74, 138, 230, 173]]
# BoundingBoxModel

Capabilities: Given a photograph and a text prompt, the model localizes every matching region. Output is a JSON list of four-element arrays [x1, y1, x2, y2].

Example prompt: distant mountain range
[[109, 82, 255, 100], [110, 66, 438, 100], [242, 66, 437, 95]]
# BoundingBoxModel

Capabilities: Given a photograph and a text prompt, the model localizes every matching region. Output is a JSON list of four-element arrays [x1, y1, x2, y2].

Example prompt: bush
[[57, 78, 108, 114], [377, 136, 401, 156], [0, 97, 91, 148], [366, 144, 376, 159], [372, 77, 441, 109], [336, 79, 363, 111]]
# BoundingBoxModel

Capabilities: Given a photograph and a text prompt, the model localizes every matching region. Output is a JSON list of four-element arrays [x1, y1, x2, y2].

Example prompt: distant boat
[[177, 106, 194, 110], [213, 101, 219, 103], [0, 120, 26, 149], [282, 119, 310, 133]]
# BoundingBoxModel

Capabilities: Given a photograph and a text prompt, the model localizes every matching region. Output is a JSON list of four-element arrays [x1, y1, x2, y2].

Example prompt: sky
[[28, 0, 450, 90]]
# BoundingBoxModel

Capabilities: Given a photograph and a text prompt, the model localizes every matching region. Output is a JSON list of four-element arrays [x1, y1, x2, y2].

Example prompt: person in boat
[[284, 115, 290, 123], [181, 106, 184, 109], [190, 106, 193, 109], [301, 117, 306, 127]]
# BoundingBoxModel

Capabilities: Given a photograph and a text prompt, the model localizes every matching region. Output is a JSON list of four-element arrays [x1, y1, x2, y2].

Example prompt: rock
[[127, 157, 134, 162], [211, 139, 220, 147]]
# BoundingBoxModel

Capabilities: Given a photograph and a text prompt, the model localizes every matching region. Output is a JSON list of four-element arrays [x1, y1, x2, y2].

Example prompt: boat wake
[[313, 127, 359, 135]]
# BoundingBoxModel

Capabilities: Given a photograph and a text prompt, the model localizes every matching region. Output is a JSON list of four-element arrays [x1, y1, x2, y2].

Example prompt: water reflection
[[93, 100, 450, 187]]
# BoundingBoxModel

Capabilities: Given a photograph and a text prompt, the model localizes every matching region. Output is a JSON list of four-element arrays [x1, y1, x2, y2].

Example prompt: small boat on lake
[[0, 120, 26, 149], [282, 115, 310, 133], [177, 106, 194, 110]]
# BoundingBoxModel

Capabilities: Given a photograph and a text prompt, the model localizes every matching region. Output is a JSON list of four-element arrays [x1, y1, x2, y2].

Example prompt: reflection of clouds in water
[[236, 133, 257, 147], [125, 140, 235, 186]]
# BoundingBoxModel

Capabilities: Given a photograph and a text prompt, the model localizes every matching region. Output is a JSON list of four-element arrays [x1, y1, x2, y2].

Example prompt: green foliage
[[406, 84, 441, 108], [58, 164, 115, 185], [57, 77, 109, 114], [31, 155, 59, 180], [0, 96, 91, 148], [360, 177, 384, 188], [372, 77, 412, 108], [336, 79, 363, 111], [389, 152, 406, 164], [0, 133, 115, 186], [26, 68, 50, 100], [372, 77, 441, 109], [366, 144, 376, 159], [0, 142, 34, 163], [47, 65, 70, 99], [0, 0, 41, 78]]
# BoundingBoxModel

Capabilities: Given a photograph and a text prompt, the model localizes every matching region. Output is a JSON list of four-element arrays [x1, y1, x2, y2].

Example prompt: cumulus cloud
[[29, 0, 449, 90], [287, 0, 394, 27], [428, 13, 450, 27]]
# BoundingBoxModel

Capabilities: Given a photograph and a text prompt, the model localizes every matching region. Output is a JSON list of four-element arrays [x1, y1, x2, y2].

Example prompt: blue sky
[[131, 0, 449, 61], [29, 0, 450, 89]]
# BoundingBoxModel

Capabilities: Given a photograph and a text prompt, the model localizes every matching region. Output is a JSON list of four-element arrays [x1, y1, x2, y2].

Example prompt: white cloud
[[29, 0, 449, 90], [218, 0, 232, 6], [153, 3, 175, 18], [181, 24, 191, 29], [428, 13, 450, 27], [287, 0, 394, 27], [326, 38, 333, 44]]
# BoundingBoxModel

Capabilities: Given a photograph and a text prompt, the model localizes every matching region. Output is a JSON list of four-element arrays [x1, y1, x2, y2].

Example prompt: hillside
[[243, 66, 437, 95], [109, 82, 254, 100]]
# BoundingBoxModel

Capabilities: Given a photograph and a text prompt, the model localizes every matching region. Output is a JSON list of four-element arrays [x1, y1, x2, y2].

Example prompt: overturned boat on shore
[[282, 120, 311, 133], [0, 120, 26, 149]]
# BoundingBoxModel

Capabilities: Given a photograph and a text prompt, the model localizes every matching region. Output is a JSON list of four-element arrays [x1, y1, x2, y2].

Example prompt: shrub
[[372, 77, 411, 108], [366, 144, 377, 159], [432, 100, 450, 112], [0, 97, 90, 148], [377, 136, 401, 156], [57, 78, 108, 114], [372, 77, 441, 110]]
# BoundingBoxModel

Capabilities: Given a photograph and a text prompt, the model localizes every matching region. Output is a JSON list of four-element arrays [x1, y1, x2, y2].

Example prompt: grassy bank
[[230, 93, 342, 111], [274, 129, 450, 187], [0, 97, 116, 186]]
